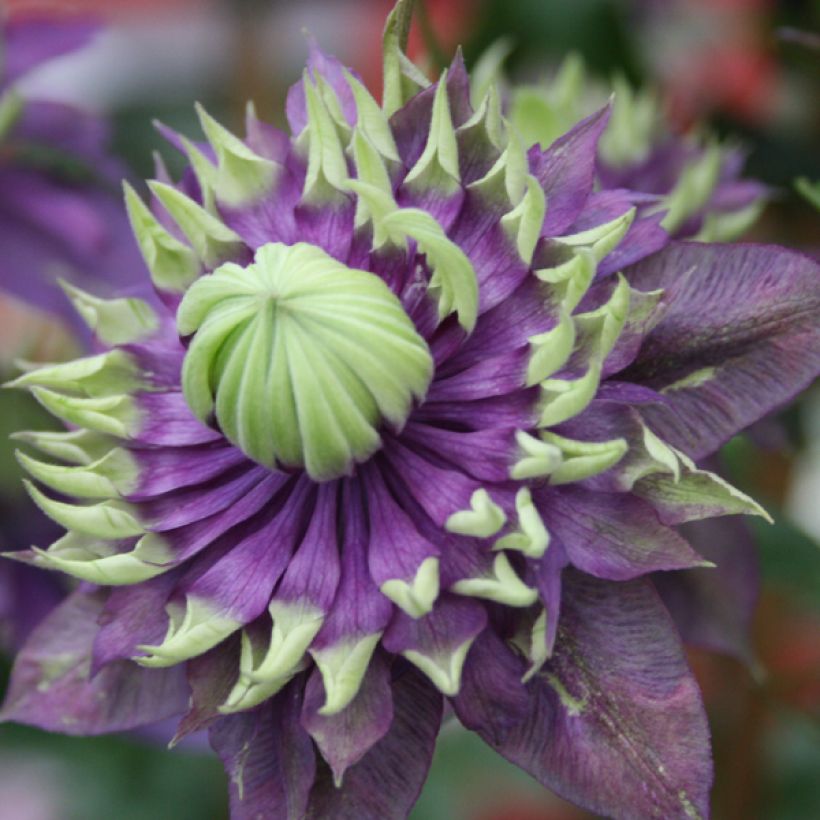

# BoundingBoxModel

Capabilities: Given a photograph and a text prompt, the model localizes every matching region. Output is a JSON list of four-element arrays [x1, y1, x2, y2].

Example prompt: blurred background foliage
[[0, 0, 818, 818]]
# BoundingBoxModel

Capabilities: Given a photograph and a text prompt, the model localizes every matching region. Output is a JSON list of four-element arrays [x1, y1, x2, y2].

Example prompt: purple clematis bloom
[[3, 3, 819, 818], [0, 16, 151, 333], [508, 55, 769, 243]]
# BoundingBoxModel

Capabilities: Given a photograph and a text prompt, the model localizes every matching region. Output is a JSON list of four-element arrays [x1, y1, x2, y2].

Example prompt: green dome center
[[177, 242, 433, 480]]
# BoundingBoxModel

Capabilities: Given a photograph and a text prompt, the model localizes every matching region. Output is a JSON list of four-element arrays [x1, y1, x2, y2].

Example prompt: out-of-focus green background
[[1, 1, 818, 818]]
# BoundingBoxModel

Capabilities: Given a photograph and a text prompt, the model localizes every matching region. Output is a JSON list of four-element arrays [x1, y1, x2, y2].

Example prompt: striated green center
[[177, 242, 433, 481]]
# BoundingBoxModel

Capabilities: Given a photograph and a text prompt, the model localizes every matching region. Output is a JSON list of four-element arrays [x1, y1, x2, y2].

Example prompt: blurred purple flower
[[0, 17, 150, 335], [2, 3, 820, 819]]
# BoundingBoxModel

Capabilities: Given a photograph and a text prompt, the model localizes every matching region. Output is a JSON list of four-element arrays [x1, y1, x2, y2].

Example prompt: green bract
[[177, 242, 434, 480]]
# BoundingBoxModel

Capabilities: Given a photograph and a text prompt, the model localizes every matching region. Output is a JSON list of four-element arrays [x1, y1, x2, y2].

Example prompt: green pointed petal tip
[[58, 280, 159, 346], [403, 68, 460, 194], [177, 242, 432, 480], [446, 489, 507, 538], [194, 102, 280, 206], [146, 180, 243, 267], [381, 556, 440, 618], [0, 89, 24, 141], [123, 181, 201, 293], [7, 350, 142, 397], [24, 479, 143, 540], [301, 74, 351, 204], [501, 174, 548, 265], [241, 600, 325, 691], [310, 632, 382, 715], [16, 447, 138, 499], [403, 633, 477, 696], [494, 487, 550, 558], [29, 531, 172, 586], [28, 387, 141, 439], [136, 597, 241, 668], [11, 429, 114, 466], [540, 431, 628, 485], [380, 208, 478, 332], [452, 552, 538, 608]]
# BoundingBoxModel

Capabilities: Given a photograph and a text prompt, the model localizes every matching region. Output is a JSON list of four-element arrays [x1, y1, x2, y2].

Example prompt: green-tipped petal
[[7, 350, 142, 397], [537, 363, 601, 428], [310, 632, 382, 715], [380, 556, 440, 618], [452, 553, 538, 607], [302, 74, 350, 203], [380, 208, 479, 332], [248, 600, 326, 684], [520, 609, 550, 683], [540, 431, 628, 485], [510, 430, 563, 480], [11, 429, 114, 466], [403, 68, 460, 194], [59, 282, 159, 346], [558, 207, 636, 262], [661, 143, 722, 233], [344, 69, 399, 162], [494, 487, 550, 558], [445, 489, 507, 538], [136, 597, 241, 668], [535, 247, 596, 313], [28, 387, 140, 438], [24, 480, 143, 539], [16, 447, 138, 499], [526, 307, 575, 386], [147, 181, 243, 267], [123, 181, 200, 292], [25, 531, 172, 586], [501, 174, 547, 265], [402, 635, 476, 696], [195, 102, 280, 206]]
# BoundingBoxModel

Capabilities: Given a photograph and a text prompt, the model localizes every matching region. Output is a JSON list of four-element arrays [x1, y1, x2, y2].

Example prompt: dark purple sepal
[[92, 570, 181, 671], [451, 628, 532, 744], [537, 486, 707, 580], [623, 242, 820, 460], [305, 667, 443, 820], [475, 571, 713, 820], [209, 681, 316, 820], [173, 637, 240, 744], [531, 105, 611, 236], [2, 588, 189, 735], [301, 651, 394, 786], [653, 516, 760, 665]]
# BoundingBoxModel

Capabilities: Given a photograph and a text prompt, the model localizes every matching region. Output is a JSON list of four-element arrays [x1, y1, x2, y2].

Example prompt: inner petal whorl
[[177, 242, 433, 481]]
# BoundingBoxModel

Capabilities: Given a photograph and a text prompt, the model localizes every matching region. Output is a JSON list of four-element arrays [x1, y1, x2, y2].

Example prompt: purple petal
[[623, 242, 820, 459], [537, 486, 707, 580], [475, 571, 712, 819], [531, 105, 611, 236], [305, 667, 443, 820], [301, 651, 394, 786], [451, 628, 531, 744], [92, 570, 182, 670], [174, 637, 240, 743], [2, 588, 188, 735], [210, 682, 316, 820], [311, 483, 392, 649], [2, 18, 98, 87], [362, 466, 439, 591], [654, 515, 759, 664]]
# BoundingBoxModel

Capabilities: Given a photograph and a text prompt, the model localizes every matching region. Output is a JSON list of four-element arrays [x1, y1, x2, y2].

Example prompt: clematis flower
[[0, 16, 150, 334], [507, 54, 769, 242], [3, 3, 819, 818]]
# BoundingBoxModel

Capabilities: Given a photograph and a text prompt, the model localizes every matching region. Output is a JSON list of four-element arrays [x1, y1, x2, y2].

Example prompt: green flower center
[[177, 242, 433, 480]]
